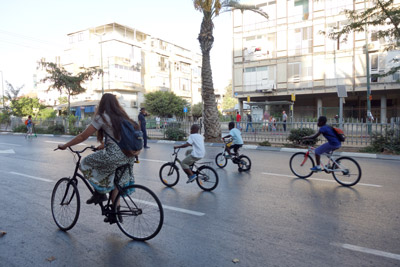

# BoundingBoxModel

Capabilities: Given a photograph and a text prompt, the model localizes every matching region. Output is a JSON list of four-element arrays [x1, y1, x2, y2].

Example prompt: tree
[[221, 81, 237, 111], [328, 0, 400, 76], [191, 102, 203, 119], [38, 61, 102, 115], [193, 0, 268, 142], [5, 81, 24, 101], [144, 91, 190, 118], [10, 97, 45, 117]]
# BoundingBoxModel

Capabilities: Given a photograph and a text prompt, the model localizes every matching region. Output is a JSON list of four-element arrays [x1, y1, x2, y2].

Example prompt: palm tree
[[193, 0, 268, 142]]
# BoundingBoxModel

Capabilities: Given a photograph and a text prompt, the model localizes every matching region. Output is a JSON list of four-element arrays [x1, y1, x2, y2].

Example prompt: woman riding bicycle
[[302, 116, 341, 172], [57, 94, 138, 220], [222, 121, 243, 159]]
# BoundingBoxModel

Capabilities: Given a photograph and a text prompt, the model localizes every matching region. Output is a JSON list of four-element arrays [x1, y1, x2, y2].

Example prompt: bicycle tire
[[196, 166, 219, 191], [51, 178, 80, 231], [215, 153, 228, 168], [237, 155, 251, 172], [332, 157, 362, 186], [289, 152, 314, 178], [159, 162, 179, 187], [115, 184, 164, 241]]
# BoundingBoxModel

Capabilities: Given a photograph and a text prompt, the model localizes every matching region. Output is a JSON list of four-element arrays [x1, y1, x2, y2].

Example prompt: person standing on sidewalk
[[139, 108, 150, 149], [282, 110, 288, 132], [245, 113, 254, 132], [236, 111, 242, 130]]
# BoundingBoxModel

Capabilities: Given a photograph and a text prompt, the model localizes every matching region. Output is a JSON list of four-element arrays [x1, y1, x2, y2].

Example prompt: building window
[[288, 27, 312, 56], [244, 66, 275, 91], [288, 62, 301, 82]]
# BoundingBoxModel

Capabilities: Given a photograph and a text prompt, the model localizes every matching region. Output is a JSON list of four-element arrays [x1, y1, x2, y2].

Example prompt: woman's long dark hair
[[94, 93, 137, 143]]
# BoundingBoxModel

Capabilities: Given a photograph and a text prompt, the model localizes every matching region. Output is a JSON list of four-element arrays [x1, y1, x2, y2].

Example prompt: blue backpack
[[105, 119, 143, 157]]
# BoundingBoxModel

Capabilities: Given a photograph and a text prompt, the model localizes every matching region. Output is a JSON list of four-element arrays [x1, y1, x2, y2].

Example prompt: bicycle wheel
[[51, 178, 80, 231], [215, 153, 228, 168], [115, 184, 164, 241], [237, 155, 251, 172], [159, 163, 179, 187], [289, 152, 314, 178], [196, 166, 219, 191], [332, 157, 361, 186]]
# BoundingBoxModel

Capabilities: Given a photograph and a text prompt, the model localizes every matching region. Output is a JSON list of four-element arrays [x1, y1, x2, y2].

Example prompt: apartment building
[[232, 0, 400, 122], [37, 22, 202, 118]]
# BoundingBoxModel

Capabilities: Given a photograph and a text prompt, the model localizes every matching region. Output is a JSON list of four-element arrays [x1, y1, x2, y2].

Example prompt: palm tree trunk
[[198, 18, 221, 142]]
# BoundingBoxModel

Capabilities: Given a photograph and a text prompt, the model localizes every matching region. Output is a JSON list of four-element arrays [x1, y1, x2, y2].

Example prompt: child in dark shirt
[[303, 116, 341, 172]]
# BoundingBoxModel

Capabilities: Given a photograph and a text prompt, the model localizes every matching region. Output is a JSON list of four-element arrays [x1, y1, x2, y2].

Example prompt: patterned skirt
[[80, 142, 135, 194]]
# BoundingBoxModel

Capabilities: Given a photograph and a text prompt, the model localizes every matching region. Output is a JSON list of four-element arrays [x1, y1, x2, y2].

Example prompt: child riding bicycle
[[302, 116, 341, 172], [222, 121, 244, 159], [174, 124, 205, 183]]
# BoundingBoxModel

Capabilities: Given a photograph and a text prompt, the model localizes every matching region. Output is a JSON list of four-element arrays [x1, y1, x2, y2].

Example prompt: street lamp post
[[0, 70, 4, 108], [94, 32, 106, 95]]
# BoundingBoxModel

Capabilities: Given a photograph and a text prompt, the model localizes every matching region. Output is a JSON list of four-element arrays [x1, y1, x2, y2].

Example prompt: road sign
[[291, 93, 296, 101], [183, 107, 188, 113], [337, 85, 348, 98]]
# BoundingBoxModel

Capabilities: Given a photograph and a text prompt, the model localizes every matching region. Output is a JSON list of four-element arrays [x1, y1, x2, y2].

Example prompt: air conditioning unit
[[131, 101, 138, 108]]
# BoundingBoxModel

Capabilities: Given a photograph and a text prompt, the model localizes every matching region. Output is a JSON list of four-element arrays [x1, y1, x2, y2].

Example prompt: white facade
[[232, 0, 400, 121], [36, 23, 202, 118]]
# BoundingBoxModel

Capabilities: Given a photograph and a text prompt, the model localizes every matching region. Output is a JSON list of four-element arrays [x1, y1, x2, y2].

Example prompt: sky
[[0, 0, 232, 96]]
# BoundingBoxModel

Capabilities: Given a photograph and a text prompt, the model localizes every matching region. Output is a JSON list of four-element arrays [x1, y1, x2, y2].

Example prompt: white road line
[[0, 142, 22, 147], [261, 172, 382, 188], [0, 149, 15, 154], [9, 171, 53, 183], [140, 158, 168, 163], [45, 141, 88, 146], [133, 198, 205, 216], [332, 243, 400, 261]]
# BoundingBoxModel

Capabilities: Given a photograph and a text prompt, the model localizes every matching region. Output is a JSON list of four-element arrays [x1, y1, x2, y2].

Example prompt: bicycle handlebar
[[54, 145, 98, 154], [172, 147, 180, 155]]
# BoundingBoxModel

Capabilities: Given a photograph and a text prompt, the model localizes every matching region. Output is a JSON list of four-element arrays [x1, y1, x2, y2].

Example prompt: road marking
[[0, 149, 15, 154], [133, 198, 205, 216], [139, 158, 168, 163], [261, 172, 382, 187], [332, 243, 400, 261], [45, 141, 88, 146], [0, 142, 22, 147], [9, 171, 53, 183]]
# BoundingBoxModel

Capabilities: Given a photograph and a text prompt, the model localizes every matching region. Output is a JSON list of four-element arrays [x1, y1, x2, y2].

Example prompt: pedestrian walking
[[156, 116, 161, 129], [245, 113, 254, 132], [282, 110, 287, 131], [139, 107, 150, 149]]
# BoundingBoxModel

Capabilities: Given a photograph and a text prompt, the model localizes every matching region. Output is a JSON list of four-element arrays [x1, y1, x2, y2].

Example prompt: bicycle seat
[[114, 164, 132, 184]]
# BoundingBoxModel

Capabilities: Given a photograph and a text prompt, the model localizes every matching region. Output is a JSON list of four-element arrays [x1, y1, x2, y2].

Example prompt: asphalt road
[[0, 134, 399, 267]]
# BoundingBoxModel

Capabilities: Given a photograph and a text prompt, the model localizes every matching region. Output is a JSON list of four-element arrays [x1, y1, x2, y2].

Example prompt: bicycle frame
[[168, 148, 201, 173], [60, 146, 134, 217], [302, 146, 343, 173]]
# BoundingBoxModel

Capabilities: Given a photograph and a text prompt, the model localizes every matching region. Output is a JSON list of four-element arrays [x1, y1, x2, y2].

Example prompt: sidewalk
[[2, 131, 400, 161]]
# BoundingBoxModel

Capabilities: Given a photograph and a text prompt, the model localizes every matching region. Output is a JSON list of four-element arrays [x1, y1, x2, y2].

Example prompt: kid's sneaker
[[310, 165, 322, 172]]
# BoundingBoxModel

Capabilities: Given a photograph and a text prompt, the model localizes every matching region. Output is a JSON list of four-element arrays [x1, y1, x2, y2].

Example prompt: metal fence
[[3, 117, 399, 147]]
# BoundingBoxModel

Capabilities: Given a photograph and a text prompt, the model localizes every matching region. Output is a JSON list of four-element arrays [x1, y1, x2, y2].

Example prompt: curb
[[2, 131, 400, 161]]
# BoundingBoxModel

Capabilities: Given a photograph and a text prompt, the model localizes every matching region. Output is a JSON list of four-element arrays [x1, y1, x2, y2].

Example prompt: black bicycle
[[51, 146, 164, 241], [159, 148, 219, 191], [215, 137, 251, 172]]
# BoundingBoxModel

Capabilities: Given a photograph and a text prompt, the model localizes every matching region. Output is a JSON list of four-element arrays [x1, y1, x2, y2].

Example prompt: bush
[[360, 129, 400, 154], [259, 140, 271, 146], [165, 127, 186, 141], [13, 125, 27, 133], [287, 128, 317, 146], [48, 124, 65, 135], [69, 126, 85, 136]]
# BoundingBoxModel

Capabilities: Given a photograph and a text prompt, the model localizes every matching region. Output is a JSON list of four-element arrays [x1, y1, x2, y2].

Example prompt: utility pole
[[94, 32, 106, 95], [0, 70, 4, 108], [365, 0, 372, 133]]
